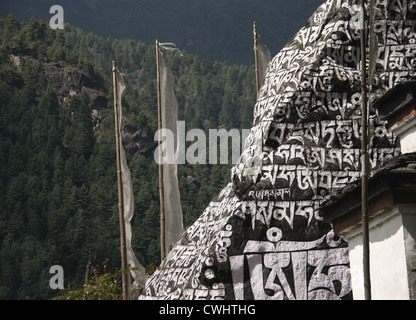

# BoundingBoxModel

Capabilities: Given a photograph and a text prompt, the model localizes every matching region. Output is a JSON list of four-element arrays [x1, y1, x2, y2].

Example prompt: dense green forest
[[0, 14, 257, 299]]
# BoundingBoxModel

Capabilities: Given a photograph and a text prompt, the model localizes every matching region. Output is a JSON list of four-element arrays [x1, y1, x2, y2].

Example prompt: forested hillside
[[0, 0, 324, 65], [0, 15, 257, 299]]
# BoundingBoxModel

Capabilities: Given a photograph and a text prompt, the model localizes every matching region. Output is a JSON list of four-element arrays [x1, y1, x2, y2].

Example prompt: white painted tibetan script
[[141, 0, 415, 300]]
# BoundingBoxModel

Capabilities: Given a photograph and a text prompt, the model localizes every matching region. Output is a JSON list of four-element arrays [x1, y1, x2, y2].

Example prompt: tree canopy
[[0, 14, 256, 299]]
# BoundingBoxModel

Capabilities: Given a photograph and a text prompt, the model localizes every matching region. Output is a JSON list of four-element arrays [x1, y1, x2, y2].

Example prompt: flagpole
[[156, 40, 167, 261], [359, 0, 371, 300], [112, 60, 129, 300], [253, 21, 260, 98]]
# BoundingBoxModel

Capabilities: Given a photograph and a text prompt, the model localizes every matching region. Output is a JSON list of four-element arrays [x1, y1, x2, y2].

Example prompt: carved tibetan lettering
[[229, 232, 350, 300]]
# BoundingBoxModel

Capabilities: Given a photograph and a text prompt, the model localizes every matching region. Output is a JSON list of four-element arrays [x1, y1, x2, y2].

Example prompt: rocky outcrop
[[42, 61, 109, 129], [121, 124, 155, 156], [141, 0, 415, 300], [41, 61, 156, 154]]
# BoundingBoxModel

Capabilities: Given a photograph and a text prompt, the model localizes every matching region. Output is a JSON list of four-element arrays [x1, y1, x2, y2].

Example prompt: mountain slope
[[0, 0, 325, 64], [0, 14, 257, 299]]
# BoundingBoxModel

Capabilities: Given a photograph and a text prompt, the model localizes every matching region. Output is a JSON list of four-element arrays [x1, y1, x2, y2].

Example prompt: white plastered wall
[[341, 207, 410, 300]]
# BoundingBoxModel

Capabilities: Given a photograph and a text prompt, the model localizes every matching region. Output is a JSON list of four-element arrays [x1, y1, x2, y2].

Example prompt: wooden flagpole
[[359, 0, 371, 300], [112, 60, 129, 300], [253, 21, 260, 98], [156, 41, 167, 261]]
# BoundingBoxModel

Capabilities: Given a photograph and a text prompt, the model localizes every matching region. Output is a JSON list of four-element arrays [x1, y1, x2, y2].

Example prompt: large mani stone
[[141, 0, 415, 300]]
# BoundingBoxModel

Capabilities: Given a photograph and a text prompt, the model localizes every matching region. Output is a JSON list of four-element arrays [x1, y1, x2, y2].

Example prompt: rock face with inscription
[[141, 0, 415, 300]]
